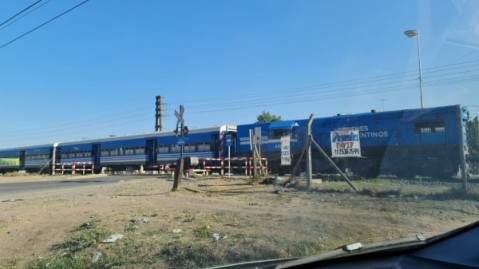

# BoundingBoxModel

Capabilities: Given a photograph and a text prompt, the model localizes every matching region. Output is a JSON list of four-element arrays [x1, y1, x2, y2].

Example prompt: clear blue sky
[[0, 0, 478, 148]]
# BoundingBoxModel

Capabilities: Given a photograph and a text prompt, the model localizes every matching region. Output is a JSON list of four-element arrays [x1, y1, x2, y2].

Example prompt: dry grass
[[11, 176, 479, 268], [25, 208, 324, 268]]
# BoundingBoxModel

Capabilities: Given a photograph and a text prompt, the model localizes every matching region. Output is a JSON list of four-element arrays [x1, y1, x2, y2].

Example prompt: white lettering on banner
[[333, 126, 389, 139], [330, 129, 361, 158], [360, 131, 389, 138], [280, 136, 291, 165]]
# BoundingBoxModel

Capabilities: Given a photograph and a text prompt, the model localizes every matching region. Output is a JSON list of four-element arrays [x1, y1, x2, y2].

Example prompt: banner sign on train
[[0, 158, 20, 166], [330, 129, 361, 157], [280, 135, 291, 165]]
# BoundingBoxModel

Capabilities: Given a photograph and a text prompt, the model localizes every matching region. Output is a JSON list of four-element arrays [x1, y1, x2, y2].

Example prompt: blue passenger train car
[[0, 144, 55, 173], [0, 125, 236, 174], [54, 125, 236, 173], [236, 105, 468, 178]]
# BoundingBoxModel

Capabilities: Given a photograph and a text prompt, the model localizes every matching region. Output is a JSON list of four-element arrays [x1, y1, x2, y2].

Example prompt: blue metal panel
[[101, 155, 147, 164], [23, 146, 52, 155], [0, 149, 21, 157], [157, 151, 214, 162], [268, 121, 295, 129], [61, 157, 93, 163], [101, 138, 146, 149], [60, 143, 92, 152], [25, 160, 50, 167]]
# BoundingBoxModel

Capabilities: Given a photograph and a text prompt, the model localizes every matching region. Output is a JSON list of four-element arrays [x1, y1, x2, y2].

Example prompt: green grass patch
[[0, 257, 19, 268], [305, 178, 479, 200], [26, 220, 110, 269], [160, 239, 290, 268], [25, 209, 326, 269]]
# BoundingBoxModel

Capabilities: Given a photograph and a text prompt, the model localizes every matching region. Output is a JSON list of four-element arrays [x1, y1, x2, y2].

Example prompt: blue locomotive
[[0, 105, 470, 178], [236, 104, 469, 178]]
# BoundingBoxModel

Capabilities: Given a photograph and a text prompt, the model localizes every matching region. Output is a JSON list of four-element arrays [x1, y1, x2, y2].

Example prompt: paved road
[[0, 175, 158, 198]]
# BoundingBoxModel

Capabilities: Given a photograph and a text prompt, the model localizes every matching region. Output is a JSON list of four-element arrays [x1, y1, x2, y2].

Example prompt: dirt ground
[[0, 174, 478, 268]]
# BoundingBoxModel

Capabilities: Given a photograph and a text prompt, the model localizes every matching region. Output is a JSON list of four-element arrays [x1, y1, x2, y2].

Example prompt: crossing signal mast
[[172, 105, 186, 191]]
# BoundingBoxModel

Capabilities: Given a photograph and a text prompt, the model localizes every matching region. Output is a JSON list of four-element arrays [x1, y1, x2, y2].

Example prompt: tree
[[467, 116, 479, 172], [256, 111, 283, 123]]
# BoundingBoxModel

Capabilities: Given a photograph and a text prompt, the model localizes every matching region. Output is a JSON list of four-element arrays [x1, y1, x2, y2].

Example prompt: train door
[[92, 144, 101, 173], [225, 132, 236, 156], [51, 146, 61, 174], [146, 138, 157, 168], [19, 150, 26, 170]]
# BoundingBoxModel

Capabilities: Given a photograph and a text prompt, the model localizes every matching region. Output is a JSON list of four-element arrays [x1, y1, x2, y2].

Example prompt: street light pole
[[404, 29, 424, 109]]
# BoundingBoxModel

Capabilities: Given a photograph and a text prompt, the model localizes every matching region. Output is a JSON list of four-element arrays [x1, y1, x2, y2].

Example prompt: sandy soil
[[0, 175, 477, 268]]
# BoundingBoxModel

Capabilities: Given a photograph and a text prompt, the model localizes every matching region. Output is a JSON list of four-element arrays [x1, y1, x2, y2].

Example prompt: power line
[[175, 59, 479, 107], [0, 0, 43, 28], [2, 59, 479, 145], [0, 0, 52, 31], [0, 0, 90, 50]]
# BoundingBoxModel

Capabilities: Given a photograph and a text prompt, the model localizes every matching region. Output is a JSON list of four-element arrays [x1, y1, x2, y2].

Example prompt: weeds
[[0, 258, 18, 268], [27, 220, 109, 269], [193, 224, 211, 239], [23, 177, 479, 268]]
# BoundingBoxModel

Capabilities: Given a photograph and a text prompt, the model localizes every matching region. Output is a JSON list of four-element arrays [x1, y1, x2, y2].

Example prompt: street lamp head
[[404, 30, 419, 38]]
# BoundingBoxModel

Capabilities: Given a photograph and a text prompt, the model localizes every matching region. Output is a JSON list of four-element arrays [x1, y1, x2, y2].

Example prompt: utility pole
[[306, 114, 314, 190], [155, 96, 164, 132], [379, 98, 386, 111]]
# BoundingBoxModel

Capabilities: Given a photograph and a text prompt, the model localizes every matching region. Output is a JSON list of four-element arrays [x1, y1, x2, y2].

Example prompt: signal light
[[183, 126, 189, 135]]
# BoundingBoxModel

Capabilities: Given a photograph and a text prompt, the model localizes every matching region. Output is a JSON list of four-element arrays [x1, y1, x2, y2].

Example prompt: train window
[[68, 153, 75, 158], [269, 128, 289, 139], [435, 126, 446, 132], [157, 145, 169, 153], [171, 145, 181, 153], [76, 152, 83, 158], [415, 122, 446, 134], [135, 147, 145, 154], [184, 144, 196, 152], [198, 143, 210, 151], [119, 148, 124, 155], [110, 149, 118, 156], [84, 151, 92, 157], [61, 153, 68, 159], [101, 150, 109, 157]]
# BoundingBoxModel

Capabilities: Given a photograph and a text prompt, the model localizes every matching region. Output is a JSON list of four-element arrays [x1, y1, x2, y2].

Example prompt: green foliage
[[467, 117, 479, 158], [256, 111, 283, 123]]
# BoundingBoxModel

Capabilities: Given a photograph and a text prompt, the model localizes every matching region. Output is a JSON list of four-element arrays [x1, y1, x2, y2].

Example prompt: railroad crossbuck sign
[[330, 129, 362, 157], [174, 105, 185, 134], [280, 135, 291, 165], [175, 105, 185, 125]]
